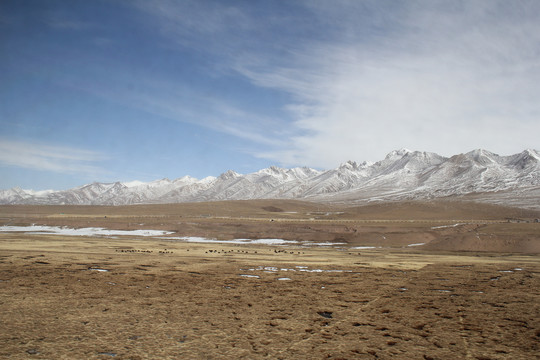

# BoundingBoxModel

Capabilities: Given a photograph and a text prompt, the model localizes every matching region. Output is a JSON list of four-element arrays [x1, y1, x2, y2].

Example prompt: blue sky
[[1, 0, 539, 190]]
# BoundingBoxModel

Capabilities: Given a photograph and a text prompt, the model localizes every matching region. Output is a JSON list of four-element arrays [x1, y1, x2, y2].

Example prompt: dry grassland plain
[[0, 200, 539, 359]]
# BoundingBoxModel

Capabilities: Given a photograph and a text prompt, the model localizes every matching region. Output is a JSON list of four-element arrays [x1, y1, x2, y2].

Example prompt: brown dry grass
[[0, 200, 539, 359]]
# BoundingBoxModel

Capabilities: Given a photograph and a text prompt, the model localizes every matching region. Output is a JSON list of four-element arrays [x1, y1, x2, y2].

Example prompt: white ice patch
[[166, 237, 349, 247], [407, 243, 425, 247], [162, 236, 298, 245], [244, 265, 352, 274], [431, 223, 465, 229], [277, 277, 292, 281], [350, 246, 377, 250], [239, 274, 260, 278], [0, 225, 173, 237], [302, 242, 347, 246], [250, 239, 298, 245]]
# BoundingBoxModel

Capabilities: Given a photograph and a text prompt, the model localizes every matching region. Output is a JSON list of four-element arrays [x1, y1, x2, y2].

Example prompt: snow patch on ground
[[301, 242, 347, 246], [431, 223, 465, 229], [163, 236, 347, 247], [0, 225, 173, 237], [241, 265, 353, 274], [162, 237, 298, 245]]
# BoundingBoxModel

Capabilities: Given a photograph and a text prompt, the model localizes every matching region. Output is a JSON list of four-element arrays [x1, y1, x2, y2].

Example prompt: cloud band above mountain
[[0, 139, 107, 176]]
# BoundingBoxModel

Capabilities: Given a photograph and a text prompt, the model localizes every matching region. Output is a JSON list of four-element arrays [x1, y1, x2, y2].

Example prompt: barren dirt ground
[[0, 201, 539, 359]]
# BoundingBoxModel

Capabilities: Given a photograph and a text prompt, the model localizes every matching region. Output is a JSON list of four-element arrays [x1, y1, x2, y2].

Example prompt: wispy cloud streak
[[0, 140, 107, 176], [57, 71, 286, 148]]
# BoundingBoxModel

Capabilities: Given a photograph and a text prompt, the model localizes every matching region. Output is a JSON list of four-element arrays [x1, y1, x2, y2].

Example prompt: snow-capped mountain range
[[2, 149, 539, 208]]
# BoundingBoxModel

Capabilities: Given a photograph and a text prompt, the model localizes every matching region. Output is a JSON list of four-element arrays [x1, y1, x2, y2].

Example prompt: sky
[[1, 0, 539, 190]]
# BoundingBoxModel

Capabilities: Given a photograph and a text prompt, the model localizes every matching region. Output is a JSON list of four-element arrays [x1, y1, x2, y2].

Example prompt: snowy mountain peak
[[339, 160, 360, 171], [10, 187, 26, 195], [385, 148, 412, 159], [22, 189, 56, 197], [523, 149, 540, 161], [174, 175, 198, 184], [149, 178, 172, 186], [507, 149, 540, 169], [406, 151, 446, 164], [467, 148, 496, 157], [361, 161, 374, 167], [122, 180, 146, 188], [289, 167, 322, 178], [252, 166, 288, 181], [219, 170, 240, 180], [200, 176, 217, 184], [259, 166, 286, 176], [465, 149, 500, 166]]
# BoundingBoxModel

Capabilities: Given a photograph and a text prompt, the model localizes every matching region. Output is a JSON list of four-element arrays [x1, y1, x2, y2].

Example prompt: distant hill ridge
[[1, 149, 539, 208]]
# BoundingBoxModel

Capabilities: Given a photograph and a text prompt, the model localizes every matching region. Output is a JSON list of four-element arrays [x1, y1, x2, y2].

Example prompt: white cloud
[[120, 1, 540, 168], [237, 1, 540, 166], [0, 139, 108, 176]]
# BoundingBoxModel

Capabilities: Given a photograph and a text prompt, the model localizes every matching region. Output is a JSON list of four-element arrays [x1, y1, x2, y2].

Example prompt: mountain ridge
[[2, 149, 539, 208]]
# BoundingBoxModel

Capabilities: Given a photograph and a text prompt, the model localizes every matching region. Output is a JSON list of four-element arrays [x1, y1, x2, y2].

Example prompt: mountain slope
[[2, 149, 539, 208]]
